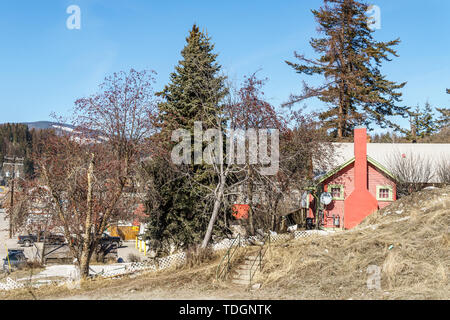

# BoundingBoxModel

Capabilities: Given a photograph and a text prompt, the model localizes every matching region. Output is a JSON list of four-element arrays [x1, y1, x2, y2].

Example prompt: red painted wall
[[322, 162, 396, 228], [367, 163, 397, 209], [319, 128, 396, 229], [323, 163, 355, 228]]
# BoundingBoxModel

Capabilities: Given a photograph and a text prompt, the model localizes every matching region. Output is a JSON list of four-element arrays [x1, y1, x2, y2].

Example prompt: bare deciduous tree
[[386, 152, 434, 196], [245, 111, 335, 232], [32, 69, 158, 277], [436, 157, 450, 185]]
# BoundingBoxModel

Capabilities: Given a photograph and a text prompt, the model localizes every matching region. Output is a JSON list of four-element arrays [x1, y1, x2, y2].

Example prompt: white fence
[[0, 230, 330, 291], [95, 231, 326, 279], [0, 277, 25, 291], [100, 251, 187, 278]]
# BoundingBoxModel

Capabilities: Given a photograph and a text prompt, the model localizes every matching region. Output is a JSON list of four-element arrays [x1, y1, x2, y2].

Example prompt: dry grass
[[0, 249, 229, 300], [2, 187, 449, 300], [254, 186, 450, 299], [0, 264, 45, 282], [185, 247, 216, 268]]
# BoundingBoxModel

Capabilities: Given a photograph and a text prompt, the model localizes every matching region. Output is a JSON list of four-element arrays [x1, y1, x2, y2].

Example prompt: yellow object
[[143, 242, 146, 256], [135, 237, 138, 249], [4, 244, 11, 272], [109, 226, 140, 240]]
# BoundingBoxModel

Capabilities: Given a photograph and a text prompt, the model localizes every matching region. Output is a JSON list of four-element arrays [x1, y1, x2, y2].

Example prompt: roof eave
[[316, 157, 355, 184], [317, 156, 396, 185], [366, 156, 396, 181]]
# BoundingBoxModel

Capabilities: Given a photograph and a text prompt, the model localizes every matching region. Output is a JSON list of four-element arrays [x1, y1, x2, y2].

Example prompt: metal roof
[[320, 143, 450, 184]]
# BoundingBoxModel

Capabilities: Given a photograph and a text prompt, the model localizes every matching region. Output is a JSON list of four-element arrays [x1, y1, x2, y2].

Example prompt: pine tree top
[[157, 25, 227, 130], [286, 0, 406, 138]]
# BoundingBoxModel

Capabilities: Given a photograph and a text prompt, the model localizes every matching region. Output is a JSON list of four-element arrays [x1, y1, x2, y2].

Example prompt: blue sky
[[0, 0, 449, 133]]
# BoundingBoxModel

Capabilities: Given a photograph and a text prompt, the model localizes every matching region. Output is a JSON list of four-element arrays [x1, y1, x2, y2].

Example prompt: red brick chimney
[[343, 127, 378, 229], [354, 127, 368, 191]]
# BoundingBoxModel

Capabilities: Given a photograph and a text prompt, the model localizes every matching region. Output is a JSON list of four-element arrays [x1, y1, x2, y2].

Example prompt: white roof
[[324, 143, 450, 184]]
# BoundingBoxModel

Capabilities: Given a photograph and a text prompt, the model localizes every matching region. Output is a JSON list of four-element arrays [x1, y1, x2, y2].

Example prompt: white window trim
[[376, 185, 394, 201], [328, 184, 345, 200]]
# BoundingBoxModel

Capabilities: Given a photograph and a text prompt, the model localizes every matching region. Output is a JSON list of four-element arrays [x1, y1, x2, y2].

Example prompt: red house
[[314, 127, 397, 229]]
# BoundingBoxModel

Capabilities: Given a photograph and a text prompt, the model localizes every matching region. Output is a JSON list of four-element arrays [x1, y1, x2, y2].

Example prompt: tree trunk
[[410, 115, 417, 140], [9, 177, 15, 239], [337, 88, 344, 139], [80, 154, 95, 278], [247, 166, 255, 236], [201, 167, 225, 249], [40, 229, 47, 265]]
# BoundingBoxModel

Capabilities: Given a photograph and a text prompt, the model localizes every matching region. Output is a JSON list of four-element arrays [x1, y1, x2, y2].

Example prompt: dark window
[[379, 188, 390, 199], [331, 187, 342, 198]]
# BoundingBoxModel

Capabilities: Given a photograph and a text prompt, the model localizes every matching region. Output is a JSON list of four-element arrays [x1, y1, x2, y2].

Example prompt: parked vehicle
[[99, 233, 122, 248], [44, 234, 66, 245], [17, 232, 66, 247], [17, 234, 37, 247], [2, 249, 28, 273], [70, 233, 122, 248]]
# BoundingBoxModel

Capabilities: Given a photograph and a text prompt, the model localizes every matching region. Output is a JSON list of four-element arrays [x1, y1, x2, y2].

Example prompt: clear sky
[[0, 0, 449, 133]]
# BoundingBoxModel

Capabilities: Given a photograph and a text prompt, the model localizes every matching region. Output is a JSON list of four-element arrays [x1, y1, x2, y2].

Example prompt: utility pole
[[4, 156, 24, 238]]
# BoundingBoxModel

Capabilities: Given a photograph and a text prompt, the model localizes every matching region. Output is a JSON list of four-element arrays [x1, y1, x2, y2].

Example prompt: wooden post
[[4, 156, 24, 239], [9, 175, 14, 238]]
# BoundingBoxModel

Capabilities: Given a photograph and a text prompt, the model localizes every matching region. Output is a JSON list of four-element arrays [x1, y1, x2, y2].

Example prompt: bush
[[26, 260, 44, 270], [127, 253, 141, 263], [185, 247, 215, 268]]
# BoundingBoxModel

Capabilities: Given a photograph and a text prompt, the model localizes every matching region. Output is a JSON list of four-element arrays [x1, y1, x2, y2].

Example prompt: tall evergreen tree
[[406, 102, 438, 141], [285, 0, 406, 139], [144, 25, 228, 250], [157, 25, 227, 130], [0, 123, 33, 179], [436, 89, 450, 129]]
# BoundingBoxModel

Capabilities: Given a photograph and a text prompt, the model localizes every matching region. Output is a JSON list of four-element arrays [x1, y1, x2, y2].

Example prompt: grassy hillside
[[255, 186, 450, 299], [2, 187, 448, 300]]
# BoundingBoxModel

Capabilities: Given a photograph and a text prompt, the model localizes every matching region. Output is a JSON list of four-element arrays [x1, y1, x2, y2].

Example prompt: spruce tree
[[436, 89, 450, 129], [157, 25, 227, 130], [406, 102, 438, 141], [145, 25, 227, 250], [285, 0, 406, 139], [0, 123, 33, 179]]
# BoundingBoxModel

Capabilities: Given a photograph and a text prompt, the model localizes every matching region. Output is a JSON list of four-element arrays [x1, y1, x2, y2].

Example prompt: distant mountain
[[0, 121, 107, 143], [22, 121, 75, 132], [21, 121, 107, 143]]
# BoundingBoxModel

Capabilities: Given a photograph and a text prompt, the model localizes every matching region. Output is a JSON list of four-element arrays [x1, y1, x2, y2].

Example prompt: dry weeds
[[254, 186, 450, 299], [2, 187, 449, 300]]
